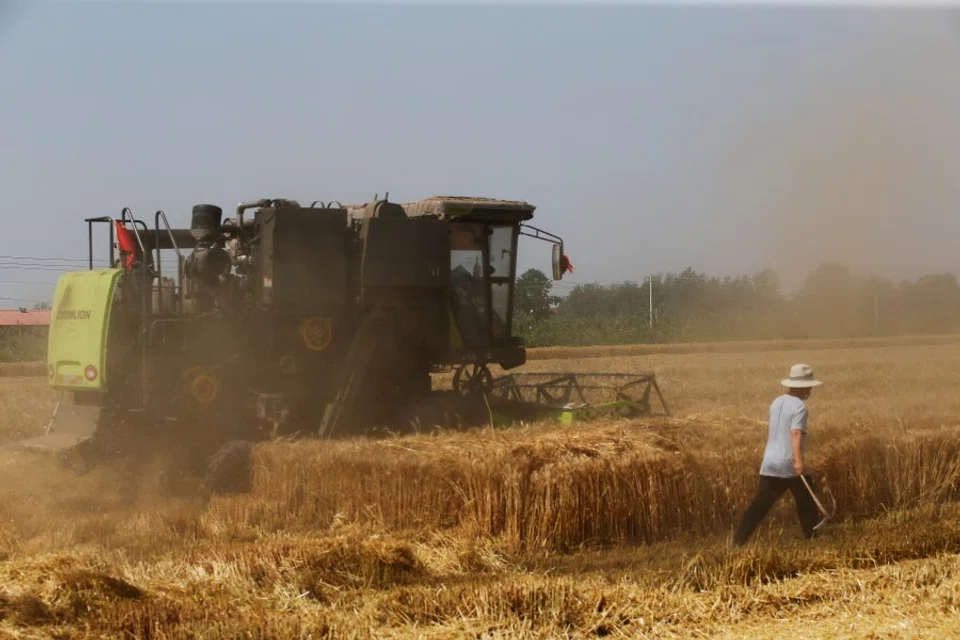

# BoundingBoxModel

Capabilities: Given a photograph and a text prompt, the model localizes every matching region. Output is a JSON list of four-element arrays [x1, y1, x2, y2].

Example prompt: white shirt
[[759, 393, 808, 478]]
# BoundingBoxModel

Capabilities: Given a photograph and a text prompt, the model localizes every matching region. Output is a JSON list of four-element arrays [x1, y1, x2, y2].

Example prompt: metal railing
[[154, 209, 185, 312]]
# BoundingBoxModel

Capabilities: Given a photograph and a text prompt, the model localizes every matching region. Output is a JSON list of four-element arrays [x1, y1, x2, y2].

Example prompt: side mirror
[[519, 224, 571, 280], [552, 243, 565, 280]]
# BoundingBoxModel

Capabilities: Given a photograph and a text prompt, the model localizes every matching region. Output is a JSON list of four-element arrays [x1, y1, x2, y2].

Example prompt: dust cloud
[[0, 447, 206, 557], [705, 14, 960, 292]]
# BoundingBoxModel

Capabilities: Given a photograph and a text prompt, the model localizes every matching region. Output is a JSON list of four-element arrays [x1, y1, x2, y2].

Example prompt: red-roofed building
[[0, 310, 49, 362], [0, 310, 50, 326]]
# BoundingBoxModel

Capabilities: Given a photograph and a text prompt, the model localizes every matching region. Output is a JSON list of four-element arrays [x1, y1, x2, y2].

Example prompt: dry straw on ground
[[2, 338, 960, 637]]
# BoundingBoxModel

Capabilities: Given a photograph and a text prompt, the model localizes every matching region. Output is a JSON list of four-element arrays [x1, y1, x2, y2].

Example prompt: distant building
[[0, 309, 50, 326], [0, 310, 51, 326], [0, 310, 49, 362]]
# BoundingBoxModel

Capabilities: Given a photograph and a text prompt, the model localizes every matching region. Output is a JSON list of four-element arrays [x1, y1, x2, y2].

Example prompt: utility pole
[[649, 274, 654, 327]]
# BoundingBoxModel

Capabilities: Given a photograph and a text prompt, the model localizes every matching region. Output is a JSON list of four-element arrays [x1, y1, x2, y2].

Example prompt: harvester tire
[[203, 440, 254, 495]]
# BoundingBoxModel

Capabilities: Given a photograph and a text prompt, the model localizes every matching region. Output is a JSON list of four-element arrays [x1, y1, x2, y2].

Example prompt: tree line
[[512, 263, 960, 347]]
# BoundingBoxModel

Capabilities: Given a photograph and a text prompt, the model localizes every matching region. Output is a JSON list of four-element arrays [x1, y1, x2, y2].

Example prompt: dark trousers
[[733, 474, 820, 546]]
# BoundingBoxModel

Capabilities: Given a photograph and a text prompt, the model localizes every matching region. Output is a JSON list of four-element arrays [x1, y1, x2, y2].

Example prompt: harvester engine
[[183, 204, 233, 311]]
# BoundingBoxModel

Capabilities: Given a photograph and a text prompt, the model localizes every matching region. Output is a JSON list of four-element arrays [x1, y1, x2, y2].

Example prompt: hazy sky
[[3, 3, 960, 307]]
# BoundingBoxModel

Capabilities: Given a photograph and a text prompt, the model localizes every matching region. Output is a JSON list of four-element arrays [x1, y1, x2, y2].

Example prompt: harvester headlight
[[84, 365, 98, 382], [300, 315, 333, 352]]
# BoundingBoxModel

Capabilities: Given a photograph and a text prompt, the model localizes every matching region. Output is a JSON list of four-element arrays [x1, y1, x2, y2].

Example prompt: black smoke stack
[[190, 204, 223, 241]]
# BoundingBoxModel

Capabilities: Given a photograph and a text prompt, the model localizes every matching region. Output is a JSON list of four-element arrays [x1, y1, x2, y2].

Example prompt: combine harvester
[[12, 195, 668, 491]]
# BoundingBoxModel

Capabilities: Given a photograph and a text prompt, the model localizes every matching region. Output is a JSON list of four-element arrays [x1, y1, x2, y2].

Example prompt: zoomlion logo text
[[57, 309, 92, 321]]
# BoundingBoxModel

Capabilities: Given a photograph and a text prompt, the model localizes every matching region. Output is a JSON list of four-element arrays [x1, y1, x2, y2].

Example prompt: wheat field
[[2, 337, 960, 638]]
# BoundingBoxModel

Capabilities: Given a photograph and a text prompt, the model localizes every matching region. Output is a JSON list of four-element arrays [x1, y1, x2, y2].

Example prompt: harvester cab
[[16, 194, 666, 488]]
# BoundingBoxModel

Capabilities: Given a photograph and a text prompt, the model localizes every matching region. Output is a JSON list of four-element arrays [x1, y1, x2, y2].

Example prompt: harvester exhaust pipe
[[235, 199, 268, 228]]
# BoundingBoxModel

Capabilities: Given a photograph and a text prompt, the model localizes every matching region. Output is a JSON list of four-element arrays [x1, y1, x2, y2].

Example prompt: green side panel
[[490, 407, 572, 427], [490, 401, 646, 427], [47, 269, 123, 391]]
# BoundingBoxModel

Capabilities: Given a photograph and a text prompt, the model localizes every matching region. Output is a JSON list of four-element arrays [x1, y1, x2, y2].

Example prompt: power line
[[0, 279, 60, 285], [0, 256, 591, 295], [0, 261, 94, 266], [0, 295, 47, 303], [0, 266, 93, 273], [0, 255, 103, 263]]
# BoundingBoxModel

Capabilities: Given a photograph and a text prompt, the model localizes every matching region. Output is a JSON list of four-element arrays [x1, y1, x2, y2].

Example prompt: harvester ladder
[[154, 209, 185, 312], [318, 308, 392, 439], [118, 208, 152, 413]]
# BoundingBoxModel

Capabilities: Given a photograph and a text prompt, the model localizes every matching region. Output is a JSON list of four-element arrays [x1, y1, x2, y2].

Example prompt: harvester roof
[[401, 196, 535, 222], [346, 196, 536, 225]]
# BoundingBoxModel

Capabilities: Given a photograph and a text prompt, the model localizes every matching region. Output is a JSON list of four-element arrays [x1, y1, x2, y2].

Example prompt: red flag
[[560, 254, 575, 274], [115, 221, 138, 269]]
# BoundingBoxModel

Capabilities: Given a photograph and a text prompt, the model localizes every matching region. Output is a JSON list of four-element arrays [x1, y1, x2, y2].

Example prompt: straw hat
[[781, 363, 822, 388]]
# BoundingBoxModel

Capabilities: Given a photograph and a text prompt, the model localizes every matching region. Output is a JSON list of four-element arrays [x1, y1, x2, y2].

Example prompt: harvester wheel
[[453, 363, 493, 396], [203, 440, 254, 495]]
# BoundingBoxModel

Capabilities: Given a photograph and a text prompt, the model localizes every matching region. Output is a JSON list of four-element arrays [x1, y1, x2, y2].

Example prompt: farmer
[[732, 363, 823, 546]]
